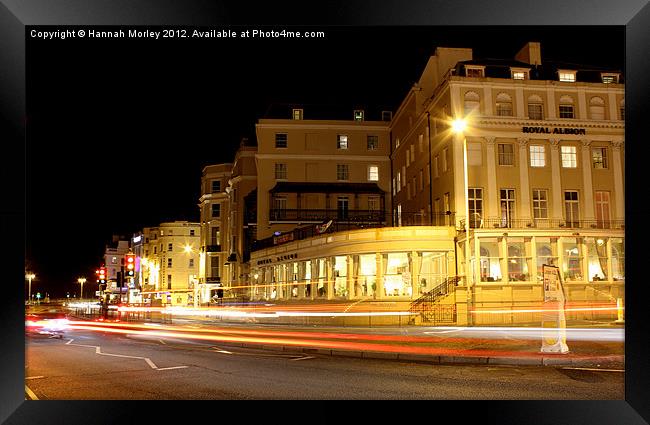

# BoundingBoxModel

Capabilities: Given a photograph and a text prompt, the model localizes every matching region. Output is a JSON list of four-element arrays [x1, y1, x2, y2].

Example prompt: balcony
[[269, 209, 386, 223], [473, 218, 624, 230], [204, 244, 221, 253]]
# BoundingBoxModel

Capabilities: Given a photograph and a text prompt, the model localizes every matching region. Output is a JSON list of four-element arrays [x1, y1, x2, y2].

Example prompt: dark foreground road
[[25, 329, 624, 400]]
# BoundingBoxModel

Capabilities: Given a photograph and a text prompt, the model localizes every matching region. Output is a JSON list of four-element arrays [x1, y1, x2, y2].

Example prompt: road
[[25, 328, 624, 400]]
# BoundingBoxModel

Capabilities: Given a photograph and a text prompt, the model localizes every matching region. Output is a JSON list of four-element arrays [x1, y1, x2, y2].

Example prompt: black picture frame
[[1, 0, 648, 423]]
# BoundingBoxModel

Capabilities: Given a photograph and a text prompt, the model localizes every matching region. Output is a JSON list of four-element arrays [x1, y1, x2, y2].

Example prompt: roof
[[269, 182, 385, 194]]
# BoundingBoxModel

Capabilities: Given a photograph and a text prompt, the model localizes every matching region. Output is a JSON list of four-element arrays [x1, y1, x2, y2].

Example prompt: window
[[406, 149, 410, 166], [561, 146, 577, 168], [396, 204, 402, 226], [601, 73, 619, 84], [592, 147, 608, 169], [211, 227, 220, 245], [564, 191, 580, 227], [620, 99, 625, 120], [528, 102, 544, 120], [529, 145, 545, 167], [210, 257, 219, 278], [589, 97, 605, 120], [189, 259, 194, 268], [442, 148, 448, 172], [395, 137, 400, 148], [368, 165, 379, 181], [292, 109, 303, 120], [272, 196, 287, 220], [168, 243, 173, 252], [354, 110, 364, 121], [154, 247, 157, 254], [426, 163, 430, 184], [532, 189, 548, 219], [495, 93, 513, 116], [368, 196, 379, 212], [211, 203, 221, 218], [275, 133, 288, 148], [511, 69, 528, 80], [396, 172, 401, 192], [167, 258, 173, 268], [595, 191, 611, 228], [500, 189, 516, 227], [498, 143, 515, 166], [465, 66, 484, 77], [464, 91, 480, 115], [382, 111, 393, 121], [433, 156, 439, 178], [401, 166, 406, 186], [392, 177, 396, 196], [418, 134, 424, 153], [336, 164, 349, 180], [275, 163, 287, 180], [468, 142, 482, 166], [190, 229, 195, 236], [559, 95, 575, 118], [558, 70, 576, 82], [211, 180, 221, 193], [559, 105, 574, 118], [367, 135, 378, 150], [167, 275, 172, 290], [337, 134, 348, 149], [410, 144, 415, 162], [468, 188, 483, 228]]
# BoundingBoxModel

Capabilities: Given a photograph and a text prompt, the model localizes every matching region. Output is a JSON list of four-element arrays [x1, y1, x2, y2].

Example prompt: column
[[612, 140, 625, 220], [549, 139, 564, 220], [530, 236, 538, 283], [326, 257, 334, 300], [346, 255, 354, 300], [547, 89, 557, 119], [501, 236, 509, 284], [474, 234, 481, 287], [606, 238, 613, 284], [580, 139, 595, 221], [485, 137, 498, 220], [411, 251, 420, 298], [310, 261, 317, 300], [452, 132, 467, 229], [375, 253, 384, 300], [518, 138, 532, 220]]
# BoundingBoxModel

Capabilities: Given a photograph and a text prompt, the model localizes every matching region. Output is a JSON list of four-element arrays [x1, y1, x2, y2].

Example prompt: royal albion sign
[[522, 126, 586, 135]]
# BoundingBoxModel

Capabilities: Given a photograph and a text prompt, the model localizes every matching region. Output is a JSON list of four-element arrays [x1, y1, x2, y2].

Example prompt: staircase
[[408, 276, 461, 325]]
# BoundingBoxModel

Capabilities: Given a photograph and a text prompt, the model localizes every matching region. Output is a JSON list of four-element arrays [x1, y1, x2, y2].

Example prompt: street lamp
[[25, 273, 35, 304], [77, 277, 87, 300], [451, 118, 473, 326]]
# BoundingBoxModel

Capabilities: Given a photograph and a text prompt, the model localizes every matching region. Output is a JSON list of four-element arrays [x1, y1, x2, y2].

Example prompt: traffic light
[[97, 266, 106, 284], [125, 254, 135, 277]]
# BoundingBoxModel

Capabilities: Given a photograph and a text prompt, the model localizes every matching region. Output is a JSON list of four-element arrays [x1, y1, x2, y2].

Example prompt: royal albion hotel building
[[217, 42, 624, 326]]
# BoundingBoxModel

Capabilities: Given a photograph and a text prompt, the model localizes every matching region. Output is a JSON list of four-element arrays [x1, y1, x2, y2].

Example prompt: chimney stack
[[515, 42, 542, 66]]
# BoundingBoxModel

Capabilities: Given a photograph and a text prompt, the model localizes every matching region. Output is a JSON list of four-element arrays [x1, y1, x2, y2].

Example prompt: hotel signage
[[522, 126, 586, 135]]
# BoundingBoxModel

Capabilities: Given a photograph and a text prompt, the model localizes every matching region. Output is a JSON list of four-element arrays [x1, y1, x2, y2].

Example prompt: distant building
[[103, 236, 130, 290]]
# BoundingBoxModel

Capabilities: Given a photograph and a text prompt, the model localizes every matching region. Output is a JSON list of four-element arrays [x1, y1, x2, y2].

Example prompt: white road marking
[[562, 367, 624, 373], [289, 356, 316, 361], [25, 385, 38, 400], [25, 376, 45, 380], [62, 338, 186, 371], [423, 329, 461, 334], [211, 346, 233, 354], [159, 339, 167, 345]]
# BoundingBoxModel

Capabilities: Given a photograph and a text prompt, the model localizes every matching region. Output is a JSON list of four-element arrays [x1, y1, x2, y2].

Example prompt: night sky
[[25, 26, 624, 297]]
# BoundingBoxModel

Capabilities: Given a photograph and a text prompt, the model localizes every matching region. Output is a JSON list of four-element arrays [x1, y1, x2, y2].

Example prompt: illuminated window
[[419, 134, 424, 153], [558, 70, 576, 82], [368, 165, 379, 181], [337, 134, 348, 149], [275, 133, 288, 148], [564, 191, 580, 227], [396, 172, 401, 192], [529, 145, 545, 167], [468, 188, 483, 228], [592, 147, 608, 169], [433, 155, 439, 178], [511, 68, 529, 80], [354, 110, 364, 121], [292, 109, 303, 120], [561, 146, 577, 168], [532, 189, 548, 219], [367, 135, 378, 150], [465, 66, 484, 77], [601, 73, 619, 84], [442, 148, 448, 172], [406, 149, 410, 167]]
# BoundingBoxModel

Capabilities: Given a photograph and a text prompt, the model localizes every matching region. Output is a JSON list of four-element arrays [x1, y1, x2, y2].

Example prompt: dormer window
[[511, 68, 529, 80], [558, 70, 577, 82], [601, 73, 619, 84], [465, 65, 485, 78], [354, 110, 364, 121], [292, 109, 303, 120]]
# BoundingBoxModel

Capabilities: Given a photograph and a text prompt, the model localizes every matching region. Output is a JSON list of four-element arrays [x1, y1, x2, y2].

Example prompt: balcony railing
[[269, 209, 386, 223], [473, 218, 625, 230], [203, 244, 221, 253]]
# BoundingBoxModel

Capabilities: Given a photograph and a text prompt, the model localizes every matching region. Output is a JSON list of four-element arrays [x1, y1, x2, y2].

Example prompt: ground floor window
[[480, 238, 502, 282], [384, 252, 411, 297], [358, 254, 377, 297]]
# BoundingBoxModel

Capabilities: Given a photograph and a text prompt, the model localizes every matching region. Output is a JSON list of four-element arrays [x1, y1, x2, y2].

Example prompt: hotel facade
[[181, 41, 625, 325]]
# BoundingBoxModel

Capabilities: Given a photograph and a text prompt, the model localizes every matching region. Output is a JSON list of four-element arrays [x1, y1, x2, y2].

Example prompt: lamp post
[[25, 273, 35, 305], [452, 118, 473, 326], [77, 277, 87, 300]]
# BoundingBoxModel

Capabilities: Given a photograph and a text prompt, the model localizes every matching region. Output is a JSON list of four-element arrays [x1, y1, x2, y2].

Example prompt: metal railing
[[269, 209, 386, 223], [475, 218, 624, 230], [409, 276, 461, 324], [204, 244, 221, 253]]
